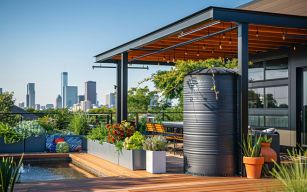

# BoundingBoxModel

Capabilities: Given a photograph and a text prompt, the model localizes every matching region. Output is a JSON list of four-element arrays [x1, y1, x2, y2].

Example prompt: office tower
[[78, 95, 85, 103], [56, 94, 62, 109], [85, 81, 97, 105], [61, 72, 68, 107], [26, 83, 35, 109], [106, 92, 115, 108], [46, 104, 54, 109], [0, 88, 2, 94], [64, 86, 78, 108]]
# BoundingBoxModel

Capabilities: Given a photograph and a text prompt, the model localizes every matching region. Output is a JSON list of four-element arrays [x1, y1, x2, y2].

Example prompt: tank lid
[[187, 67, 238, 75]]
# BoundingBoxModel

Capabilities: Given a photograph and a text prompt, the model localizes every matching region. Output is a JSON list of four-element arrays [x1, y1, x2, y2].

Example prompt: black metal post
[[116, 61, 122, 123], [238, 23, 249, 176], [121, 52, 128, 121]]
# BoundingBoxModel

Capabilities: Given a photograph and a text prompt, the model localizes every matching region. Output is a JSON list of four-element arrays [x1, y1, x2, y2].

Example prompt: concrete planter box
[[25, 135, 46, 152], [87, 140, 118, 164], [146, 151, 166, 173], [0, 137, 24, 153], [118, 149, 146, 170]]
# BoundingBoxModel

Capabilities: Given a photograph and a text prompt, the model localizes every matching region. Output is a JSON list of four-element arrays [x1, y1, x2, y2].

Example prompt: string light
[[219, 42, 222, 50], [163, 56, 166, 61], [185, 49, 188, 55], [282, 32, 286, 40], [293, 45, 296, 51], [222, 33, 225, 39], [202, 44, 206, 50], [196, 51, 200, 57], [256, 27, 259, 38]]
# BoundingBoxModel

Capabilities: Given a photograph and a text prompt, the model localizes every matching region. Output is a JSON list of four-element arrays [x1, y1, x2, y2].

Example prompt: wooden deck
[[11, 152, 283, 192]]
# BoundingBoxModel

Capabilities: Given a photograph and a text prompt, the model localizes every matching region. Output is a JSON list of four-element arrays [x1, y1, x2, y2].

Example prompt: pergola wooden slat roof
[[95, 6, 307, 65]]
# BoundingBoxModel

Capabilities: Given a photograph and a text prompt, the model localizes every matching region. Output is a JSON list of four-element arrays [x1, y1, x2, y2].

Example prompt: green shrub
[[270, 148, 307, 192], [69, 113, 89, 135], [37, 116, 57, 133], [14, 120, 46, 138], [123, 131, 145, 150], [0, 155, 23, 192], [143, 135, 168, 151], [0, 122, 23, 144], [87, 124, 108, 143], [56, 142, 70, 153]]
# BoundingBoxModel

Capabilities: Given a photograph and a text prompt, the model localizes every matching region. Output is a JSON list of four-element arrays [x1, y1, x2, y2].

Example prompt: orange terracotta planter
[[243, 157, 264, 179], [260, 142, 277, 163]]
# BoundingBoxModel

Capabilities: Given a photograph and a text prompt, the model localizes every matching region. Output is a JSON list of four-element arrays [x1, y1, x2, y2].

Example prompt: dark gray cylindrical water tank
[[183, 68, 237, 176]]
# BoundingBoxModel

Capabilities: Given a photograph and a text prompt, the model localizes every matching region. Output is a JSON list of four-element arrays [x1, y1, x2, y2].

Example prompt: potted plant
[[119, 131, 146, 170], [0, 155, 23, 192], [259, 135, 277, 163], [0, 122, 24, 153], [242, 135, 264, 179], [143, 135, 168, 173]]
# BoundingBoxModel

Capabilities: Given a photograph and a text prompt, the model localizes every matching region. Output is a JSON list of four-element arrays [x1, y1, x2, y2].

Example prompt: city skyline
[[0, 0, 249, 106]]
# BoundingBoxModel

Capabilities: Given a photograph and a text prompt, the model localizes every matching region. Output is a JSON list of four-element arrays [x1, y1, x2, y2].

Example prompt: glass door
[[301, 70, 307, 146]]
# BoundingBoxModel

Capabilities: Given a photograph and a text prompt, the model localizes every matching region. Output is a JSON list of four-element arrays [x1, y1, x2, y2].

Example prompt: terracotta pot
[[243, 157, 264, 179], [260, 142, 277, 163]]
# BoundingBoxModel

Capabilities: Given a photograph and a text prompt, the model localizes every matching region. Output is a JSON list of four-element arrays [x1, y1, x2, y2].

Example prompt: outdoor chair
[[145, 123, 155, 136]]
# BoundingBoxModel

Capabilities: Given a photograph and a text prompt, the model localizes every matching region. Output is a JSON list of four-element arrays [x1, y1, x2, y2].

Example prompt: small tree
[[0, 92, 20, 126]]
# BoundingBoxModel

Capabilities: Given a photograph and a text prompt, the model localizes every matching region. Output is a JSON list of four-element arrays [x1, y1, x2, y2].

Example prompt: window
[[265, 58, 288, 80], [249, 62, 264, 81], [248, 88, 264, 108], [249, 115, 264, 127], [265, 116, 288, 128], [265, 86, 288, 108]]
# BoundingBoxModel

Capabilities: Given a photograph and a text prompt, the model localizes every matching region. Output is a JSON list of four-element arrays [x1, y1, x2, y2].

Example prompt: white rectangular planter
[[87, 140, 118, 164], [146, 151, 166, 173]]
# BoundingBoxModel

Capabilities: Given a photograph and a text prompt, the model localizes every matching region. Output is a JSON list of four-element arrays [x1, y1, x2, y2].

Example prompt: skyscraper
[[0, 88, 2, 94], [64, 86, 78, 108], [78, 95, 85, 103], [106, 92, 115, 108], [26, 83, 35, 109], [61, 72, 68, 107], [56, 94, 62, 109], [85, 81, 97, 105]]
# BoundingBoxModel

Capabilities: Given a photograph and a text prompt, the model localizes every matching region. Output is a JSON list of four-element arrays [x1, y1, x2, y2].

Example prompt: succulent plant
[[14, 120, 46, 139], [143, 135, 168, 151], [56, 141, 70, 153]]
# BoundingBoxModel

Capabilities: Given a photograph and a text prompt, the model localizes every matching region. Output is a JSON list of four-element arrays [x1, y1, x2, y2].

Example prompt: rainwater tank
[[183, 68, 237, 176]]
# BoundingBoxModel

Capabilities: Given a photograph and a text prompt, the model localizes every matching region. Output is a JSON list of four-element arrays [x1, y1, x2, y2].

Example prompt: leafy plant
[[0, 92, 20, 127], [0, 155, 23, 192], [270, 148, 307, 192], [56, 142, 70, 153], [13, 121, 46, 139], [0, 123, 23, 144], [37, 116, 57, 133], [115, 141, 124, 152], [106, 121, 134, 144], [68, 113, 89, 135], [143, 135, 168, 151], [123, 131, 145, 150], [87, 124, 108, 143], [242, 135, 262, 157], [258, 134, 272, 143]]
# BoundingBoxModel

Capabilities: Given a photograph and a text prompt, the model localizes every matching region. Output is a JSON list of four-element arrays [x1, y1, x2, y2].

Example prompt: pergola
[[94, 6, 307, 144]]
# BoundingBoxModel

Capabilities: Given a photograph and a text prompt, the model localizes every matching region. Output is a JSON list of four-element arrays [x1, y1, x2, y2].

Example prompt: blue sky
[[0, 0, 250, 106]]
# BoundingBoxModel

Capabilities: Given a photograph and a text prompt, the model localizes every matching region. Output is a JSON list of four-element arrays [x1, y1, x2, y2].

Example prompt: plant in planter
[[87, 124, 108, 144], [0, 155, 23, 192], [68, 113, 89, 135], [143, 135, 168, 173], [259, 135, 277, 163], [56, 141, 70, 153], [0, 122, 23, 144], [123, 131, 145, 150], [106, 121, 134, 151], [14, 120, 46, 139], [242, 135, 264, 179]]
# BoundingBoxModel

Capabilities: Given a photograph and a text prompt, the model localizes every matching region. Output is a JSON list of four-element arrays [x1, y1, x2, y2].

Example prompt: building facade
[[26, 83, 35, 109], [0, 88, 2, 94], [56, 94, 62, 109], [78, 95, 85, 103], [61, 72, 68, 107], [85, 81, 97, 105], [106, 92, 115, 108], [64, 86, 78, 108]]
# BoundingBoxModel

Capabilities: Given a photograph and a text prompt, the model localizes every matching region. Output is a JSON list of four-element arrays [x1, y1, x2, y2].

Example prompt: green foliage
[[140, 59, 237, 100], [87, 124, 108, 143], [128, 86, 157, 112], [0, 155, 23, 192], [0, 92, 20, 127], [13, 121, 46, 138], [0, 123, 23, 144], [51, 109, 71, 130], [115, 140, 124, 152], [68, 113, 89, 135], [56, 142, 70, 153], [137, 116, 147, 134], [37, 116, 57, 133], [242, 135, 261, 157], [270, 148, 307, 192], [258, 135, 272, 143], [88, 106, 115, 114], [123, 131, 145, 150], [143, 135, 168, 151]]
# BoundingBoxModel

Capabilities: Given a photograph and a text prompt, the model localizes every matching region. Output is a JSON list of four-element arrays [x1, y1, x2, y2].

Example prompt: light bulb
[[219, 42, 222, 50]]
